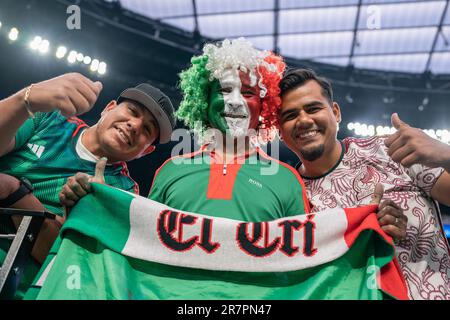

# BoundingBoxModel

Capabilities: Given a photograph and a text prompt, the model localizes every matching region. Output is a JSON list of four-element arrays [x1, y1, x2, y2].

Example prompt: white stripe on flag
[[121, 196, 350, 273], [35, 255, 57, 287]]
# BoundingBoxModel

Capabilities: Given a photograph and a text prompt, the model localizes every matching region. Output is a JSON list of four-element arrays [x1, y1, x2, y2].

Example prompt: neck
[[82, 126, 105, 160], [209, 134, 254, 163], [298, 140, 342, 178]]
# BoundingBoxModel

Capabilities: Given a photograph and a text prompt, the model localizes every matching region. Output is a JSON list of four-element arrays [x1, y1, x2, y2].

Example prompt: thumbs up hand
[[384, 113, 450, 169], [89, 157, 106, 184], [368, 183, 407, 241], [59, 157, 107, 208]]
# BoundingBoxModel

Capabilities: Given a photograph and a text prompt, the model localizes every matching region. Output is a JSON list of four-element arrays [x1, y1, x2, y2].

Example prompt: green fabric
[[26, 184, 395, 300], [149, 149, 305, 222]]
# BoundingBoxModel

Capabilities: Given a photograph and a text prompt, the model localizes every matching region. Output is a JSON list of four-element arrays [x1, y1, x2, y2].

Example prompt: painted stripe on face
[[208, 69, 251, 138]]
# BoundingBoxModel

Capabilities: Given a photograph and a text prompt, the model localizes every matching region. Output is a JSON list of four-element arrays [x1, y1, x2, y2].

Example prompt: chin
[[300, 144, 325, 162]]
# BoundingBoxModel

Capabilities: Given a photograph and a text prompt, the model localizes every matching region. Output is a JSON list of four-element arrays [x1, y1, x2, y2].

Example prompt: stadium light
[[56, 46, 67, 59], [98, 61, 107, 75], [83, 56, 91, 64], [347, 122, 449, 144], [90, 59, 99, 72], [29, 36, 42, 50], [8, 27, 19, 41], [38, 39, 49, 54], [76, 52, 84, 62], [4, 24, 108, 76], [67, 50, 77, 64]]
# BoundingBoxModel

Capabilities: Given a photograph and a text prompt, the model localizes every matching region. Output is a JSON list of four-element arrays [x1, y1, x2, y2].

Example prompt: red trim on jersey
[[344, 206, 409, 300], [257, 148, 311, 214], [116, 162, 139, 195], [206, 162, 243, 200], [67, 116, 89, 139]]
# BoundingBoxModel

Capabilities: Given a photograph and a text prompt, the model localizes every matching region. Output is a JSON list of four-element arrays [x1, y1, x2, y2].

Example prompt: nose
[[225, 90, 244, 112], [295, 110, 314, 129], [126, 116, 144, 135]]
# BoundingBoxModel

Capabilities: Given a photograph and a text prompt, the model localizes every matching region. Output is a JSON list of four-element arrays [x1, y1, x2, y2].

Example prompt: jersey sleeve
[[147, 160, 173, 203], [405, 164, 444, 197], [376, 136, 444, 197]]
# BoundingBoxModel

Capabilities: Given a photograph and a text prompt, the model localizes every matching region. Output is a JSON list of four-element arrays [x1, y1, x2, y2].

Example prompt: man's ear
[[332, 102, 342, 123], [134, 145, 156, 160], [101, 100, 118, 117]]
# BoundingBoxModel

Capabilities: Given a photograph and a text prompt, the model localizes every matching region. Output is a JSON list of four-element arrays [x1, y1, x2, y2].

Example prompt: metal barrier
[[0, 208, 55, 299]]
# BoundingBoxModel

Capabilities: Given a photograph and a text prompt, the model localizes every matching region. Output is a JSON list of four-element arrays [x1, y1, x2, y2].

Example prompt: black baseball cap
[[117, 83, 176, 144]]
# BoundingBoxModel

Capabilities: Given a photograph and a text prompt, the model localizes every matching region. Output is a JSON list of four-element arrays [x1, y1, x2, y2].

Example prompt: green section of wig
[[176, 54, 211, 135]]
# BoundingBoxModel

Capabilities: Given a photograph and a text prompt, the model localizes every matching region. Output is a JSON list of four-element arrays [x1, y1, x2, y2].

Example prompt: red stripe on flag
[[344, 205, 409, 300]]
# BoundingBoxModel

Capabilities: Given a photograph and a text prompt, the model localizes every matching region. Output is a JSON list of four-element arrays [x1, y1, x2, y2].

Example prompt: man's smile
[[115, 127, 132, 146]]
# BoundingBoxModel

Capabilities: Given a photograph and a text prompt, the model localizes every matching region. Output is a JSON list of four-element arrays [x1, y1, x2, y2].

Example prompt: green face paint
[[207, 68, 261, 138], [208, 79, 228, 134]]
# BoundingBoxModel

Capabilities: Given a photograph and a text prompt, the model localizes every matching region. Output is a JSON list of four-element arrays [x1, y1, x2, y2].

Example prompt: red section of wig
[[258, 52, 286, 131]]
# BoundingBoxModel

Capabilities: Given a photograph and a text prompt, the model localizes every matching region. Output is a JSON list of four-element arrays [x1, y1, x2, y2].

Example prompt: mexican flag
[[26, 184, 408, 300]]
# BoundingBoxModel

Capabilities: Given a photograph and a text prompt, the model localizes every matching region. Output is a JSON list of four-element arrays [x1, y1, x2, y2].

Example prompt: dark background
[[0, 0, 449, 220]]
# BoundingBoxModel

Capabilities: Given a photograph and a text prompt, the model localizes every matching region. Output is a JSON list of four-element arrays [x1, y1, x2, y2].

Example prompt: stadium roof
[[116, 0, 450, 75]]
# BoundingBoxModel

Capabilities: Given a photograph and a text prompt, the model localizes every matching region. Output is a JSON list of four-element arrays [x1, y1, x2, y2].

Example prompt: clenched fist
[[26, 73, 102, 118]]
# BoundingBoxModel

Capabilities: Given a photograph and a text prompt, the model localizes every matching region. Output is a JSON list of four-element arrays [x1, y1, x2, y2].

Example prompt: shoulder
[[343, 136, 390, 160]]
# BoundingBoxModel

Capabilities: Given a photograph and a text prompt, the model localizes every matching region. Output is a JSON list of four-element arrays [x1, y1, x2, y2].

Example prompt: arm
[[0, 173, 63, 264], [0, 73, 102, 157], [385, 113, 450, 205]]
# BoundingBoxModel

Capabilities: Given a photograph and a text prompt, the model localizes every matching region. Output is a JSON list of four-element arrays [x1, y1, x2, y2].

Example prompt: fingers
[[381, 225, 407, 241], [369, 183, 384, 205], [91, 157, 107, 184], [59, 184, 78, 207], [389, 145, 415, 165], [377, 199, 408, 241], [58, 172, 92, 207], [391, 113, 409, 130]]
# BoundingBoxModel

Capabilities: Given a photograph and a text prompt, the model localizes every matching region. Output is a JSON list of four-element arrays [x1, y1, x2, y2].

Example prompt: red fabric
[[344, 205, 409, 300]]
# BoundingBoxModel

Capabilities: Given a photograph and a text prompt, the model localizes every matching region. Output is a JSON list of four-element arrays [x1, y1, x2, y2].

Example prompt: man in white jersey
[[278, 68, 450, 300]]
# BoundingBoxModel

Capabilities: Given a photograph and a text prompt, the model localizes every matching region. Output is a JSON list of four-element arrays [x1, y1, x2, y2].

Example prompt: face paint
[[208, 68, 262, 138]]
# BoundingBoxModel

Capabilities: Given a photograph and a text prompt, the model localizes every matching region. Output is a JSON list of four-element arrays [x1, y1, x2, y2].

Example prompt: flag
[[26, 184, 408, 300]]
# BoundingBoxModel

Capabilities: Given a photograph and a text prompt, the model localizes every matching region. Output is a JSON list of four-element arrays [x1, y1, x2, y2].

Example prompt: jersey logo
[[248, 178, 263, 189], [27, 143, 45, 158]]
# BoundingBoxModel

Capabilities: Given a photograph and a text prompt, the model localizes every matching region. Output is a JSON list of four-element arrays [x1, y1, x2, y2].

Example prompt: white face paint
[[219, 68, 250, 138]]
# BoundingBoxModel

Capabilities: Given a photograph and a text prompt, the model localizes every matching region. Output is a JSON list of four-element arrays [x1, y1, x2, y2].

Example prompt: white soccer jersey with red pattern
[[301, 136, 450, 300]]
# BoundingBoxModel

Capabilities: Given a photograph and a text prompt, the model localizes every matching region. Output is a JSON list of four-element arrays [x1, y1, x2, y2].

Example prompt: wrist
[[14, 86, 36, 118], [23, 84, 36, 118]]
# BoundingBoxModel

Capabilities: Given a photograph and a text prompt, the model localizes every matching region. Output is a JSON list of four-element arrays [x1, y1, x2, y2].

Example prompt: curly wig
[[177, 38, 286, 141]]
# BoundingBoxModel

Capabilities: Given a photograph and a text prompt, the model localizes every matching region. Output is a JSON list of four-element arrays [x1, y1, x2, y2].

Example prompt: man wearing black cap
[[0, 72, 175, 298]]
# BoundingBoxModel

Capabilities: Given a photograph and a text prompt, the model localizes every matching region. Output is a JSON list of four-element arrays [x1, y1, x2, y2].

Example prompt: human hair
[[177, 38, 286, 141], [279, 68, 334, 104]]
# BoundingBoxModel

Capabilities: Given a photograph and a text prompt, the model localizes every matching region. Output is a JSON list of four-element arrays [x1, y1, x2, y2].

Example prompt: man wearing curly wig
[[148, 38, 310, 221]]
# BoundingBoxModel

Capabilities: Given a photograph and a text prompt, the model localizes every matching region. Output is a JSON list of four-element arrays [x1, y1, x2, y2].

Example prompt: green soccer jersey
[[149, 146, 310, 222], [0, 111, 138, 299], [0, 111, 138, 216]]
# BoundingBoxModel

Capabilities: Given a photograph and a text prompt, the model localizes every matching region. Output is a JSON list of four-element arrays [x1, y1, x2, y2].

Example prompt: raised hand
[[385, 113, 450, 169], [59, 157, 107, 207], [27, 73, 103, 118]]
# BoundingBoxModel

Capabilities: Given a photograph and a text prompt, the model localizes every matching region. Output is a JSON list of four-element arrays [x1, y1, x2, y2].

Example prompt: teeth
[[117, 128, 130, 145], [299, 130, 318, 138], [223, 113, 247, 119]]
